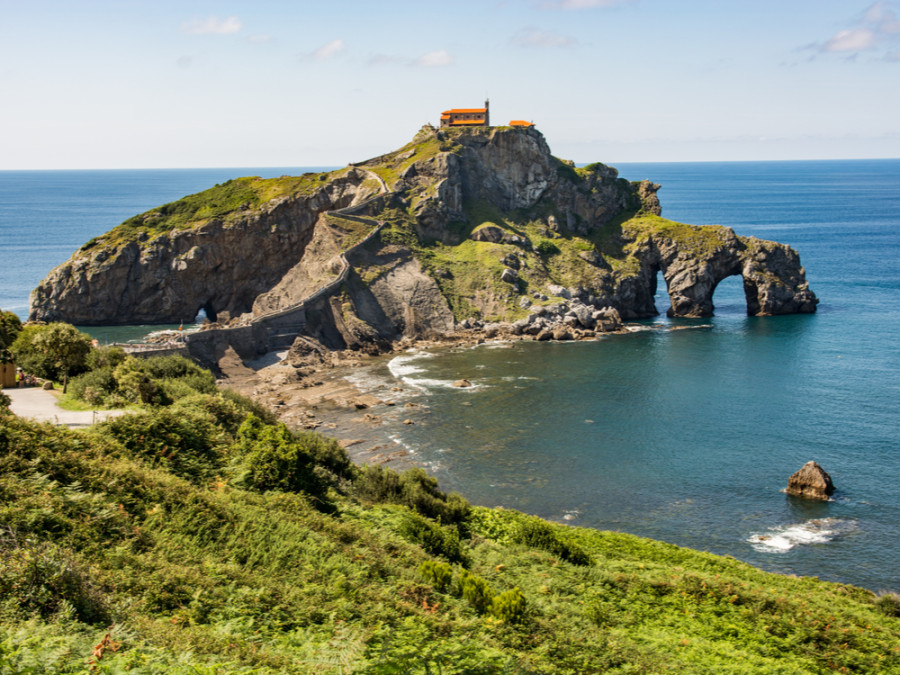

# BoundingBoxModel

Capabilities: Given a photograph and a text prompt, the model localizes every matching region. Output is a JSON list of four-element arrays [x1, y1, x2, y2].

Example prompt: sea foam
[[748, 518, 856, 553]]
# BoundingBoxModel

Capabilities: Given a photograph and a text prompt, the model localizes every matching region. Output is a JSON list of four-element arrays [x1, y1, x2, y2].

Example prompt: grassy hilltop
[[1, 352, 899, 673]]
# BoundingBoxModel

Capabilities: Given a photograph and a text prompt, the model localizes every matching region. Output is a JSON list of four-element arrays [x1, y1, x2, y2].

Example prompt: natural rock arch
[[639, 227, 817, 318]]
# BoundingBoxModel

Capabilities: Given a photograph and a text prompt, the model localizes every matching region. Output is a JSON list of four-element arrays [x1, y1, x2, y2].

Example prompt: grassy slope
[[374, 198, 723, 323], [77, 172, 339, 253], [1, 395, 899, 674]]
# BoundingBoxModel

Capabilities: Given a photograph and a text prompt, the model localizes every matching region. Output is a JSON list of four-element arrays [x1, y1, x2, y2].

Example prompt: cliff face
[[29, 170, 380, 325], [30, 126, 817, 351]]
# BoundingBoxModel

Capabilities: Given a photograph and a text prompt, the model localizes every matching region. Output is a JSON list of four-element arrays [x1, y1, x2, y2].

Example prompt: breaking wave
[[748, 518, 857, 553]]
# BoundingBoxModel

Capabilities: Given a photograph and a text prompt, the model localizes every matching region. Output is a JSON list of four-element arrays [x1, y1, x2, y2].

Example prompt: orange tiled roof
[[509, 120, 534, 127], [443, 108, 487, 114]]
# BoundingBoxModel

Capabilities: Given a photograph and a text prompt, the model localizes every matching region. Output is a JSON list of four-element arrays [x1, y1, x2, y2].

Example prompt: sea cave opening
[[194, 304, 217, 323], [652, 270, 671, 316], [710, 274, 746, 316]]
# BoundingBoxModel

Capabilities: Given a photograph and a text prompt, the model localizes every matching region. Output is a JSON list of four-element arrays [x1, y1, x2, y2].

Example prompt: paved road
[[5, 387, 127, 428]]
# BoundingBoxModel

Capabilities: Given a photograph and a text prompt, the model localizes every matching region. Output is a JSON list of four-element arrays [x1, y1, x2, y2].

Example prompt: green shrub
[[399, 513, 466, 564], [875, 592, 900, 617], [297, 429, 355, 482], [141, 354, 213, 382], [0, 540, 108, 624], [420, 562, 525, 622], [353, 464, 401, 502], [68, 366, 118, 406], [99, 406, 223, 482], [457, 569, 494, 615], [221, 387, 278, 425], [354, 465, 470, 525], [113, 359, 170, 405], [170, 393, 247, 437], [535, 239, 561, 256], [232, 415, 350, 504], [515, 519, 591, 566], [85, 345, 126, 371], [490, 587, 527, 624], [0, 391, 9, 410], [158, 376, 205, 402], [419, 560, 453, 593]]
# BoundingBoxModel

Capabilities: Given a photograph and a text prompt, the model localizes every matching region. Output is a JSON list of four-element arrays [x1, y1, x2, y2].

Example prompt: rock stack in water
[[786, 461, 835, 500]]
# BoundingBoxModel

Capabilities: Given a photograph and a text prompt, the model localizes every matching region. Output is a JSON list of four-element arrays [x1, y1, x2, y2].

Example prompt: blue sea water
[[1, 160, 898, 591], [375, 159, 900, 592]]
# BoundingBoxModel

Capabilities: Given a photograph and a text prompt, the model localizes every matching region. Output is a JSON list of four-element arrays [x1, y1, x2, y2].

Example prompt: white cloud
[[312, 39, 345, 60], [511, 27, 576, 47], [414, 50, 453, 67], [864, 1, 900, 32], [824, 28, 876, 52], [181, 16, 242, 35], [248, 34, 273, 44], [808, 2, 900, 59]]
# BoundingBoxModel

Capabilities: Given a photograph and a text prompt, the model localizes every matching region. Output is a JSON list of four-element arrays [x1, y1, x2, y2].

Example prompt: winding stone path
[[5, 387, 126, 428]]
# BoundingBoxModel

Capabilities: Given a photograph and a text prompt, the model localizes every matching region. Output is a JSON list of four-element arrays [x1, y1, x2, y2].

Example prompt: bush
[[515, 519, 591, 566], [113, 359, 170, 406], [0, 540, 108, 624], [221, 388, 278, 425], [457, 569, 494, 615], [420, 561, 525, 622], [399, 513, 466, 564], [99, 406, 223, 482], [111, 355, 216, 406], [354, 465, 470, 525], [875, 592, 900, 617], [233, 415, 349, 503], [85, 345, 126, 371], [68, 366, 118, 406], [0, 310, 22, 363], [170, 393, 247, 437], [419, 560, 453, 593], [490, 587, 527, 624], [535, 239, 560, 256], [0, 390, 9, 410], [158, 377, 205, 402]]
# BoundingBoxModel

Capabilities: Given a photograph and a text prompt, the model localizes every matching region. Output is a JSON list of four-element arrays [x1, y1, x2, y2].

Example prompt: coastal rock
[[29, 125, 818, 359], [471, 224, 506, 243], [786, 461, 835, 500], [452, 379, 472, 388], [501, 268, 518, 284], [30, 170, 380, 325]]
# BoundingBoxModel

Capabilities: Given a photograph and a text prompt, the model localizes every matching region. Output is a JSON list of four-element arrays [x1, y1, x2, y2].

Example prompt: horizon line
[[3, 156, 900, 172]]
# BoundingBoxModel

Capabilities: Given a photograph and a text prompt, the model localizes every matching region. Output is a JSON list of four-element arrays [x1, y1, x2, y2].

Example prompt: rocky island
[[30, 125, 817, 366]]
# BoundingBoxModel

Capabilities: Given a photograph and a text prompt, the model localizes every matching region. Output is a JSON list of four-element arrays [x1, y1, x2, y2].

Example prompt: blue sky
[[2, 0, 899, 168]]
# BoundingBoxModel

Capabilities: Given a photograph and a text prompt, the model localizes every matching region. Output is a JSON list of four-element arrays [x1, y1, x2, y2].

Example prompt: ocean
[[1, 160, 899, 592]]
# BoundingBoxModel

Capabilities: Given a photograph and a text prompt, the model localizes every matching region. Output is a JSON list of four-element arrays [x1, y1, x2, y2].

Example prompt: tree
[[0, 309, 23, 363], [10, 323, 93, 393]]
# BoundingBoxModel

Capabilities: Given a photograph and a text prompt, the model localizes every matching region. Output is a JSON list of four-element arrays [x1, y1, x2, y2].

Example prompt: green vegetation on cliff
[[79, 172, 335, 253], [1, 351, 898, 673]]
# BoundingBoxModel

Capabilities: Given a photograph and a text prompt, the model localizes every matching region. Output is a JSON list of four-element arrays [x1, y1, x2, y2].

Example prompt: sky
[[1, 0, 899, 169]]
